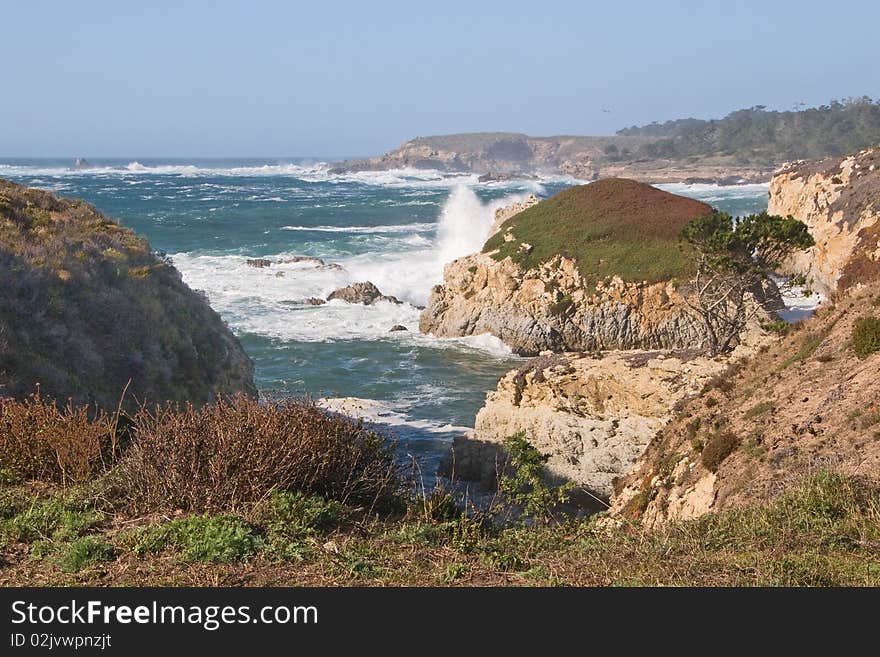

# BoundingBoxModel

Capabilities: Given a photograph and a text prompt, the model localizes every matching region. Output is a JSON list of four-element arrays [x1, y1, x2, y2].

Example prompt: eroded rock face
[[607, 281, 880, 527], [420, 253, 707, 356], [327, 281, 402, 305], [445, 347, 766, 497], [769, 147, 880, 295]]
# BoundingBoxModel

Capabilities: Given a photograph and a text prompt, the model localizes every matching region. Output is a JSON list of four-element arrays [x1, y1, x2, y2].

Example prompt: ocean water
[[0, 159, 771, 472]]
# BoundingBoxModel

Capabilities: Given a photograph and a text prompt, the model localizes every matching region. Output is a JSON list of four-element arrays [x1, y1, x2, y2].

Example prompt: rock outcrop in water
[[768, 146, 880, 295], [437, 180, 790, 496], [420, 180, 715, 355], [327, 281, 402, 305], [421, 253, 711, 356], [0, 179, 256, 410]]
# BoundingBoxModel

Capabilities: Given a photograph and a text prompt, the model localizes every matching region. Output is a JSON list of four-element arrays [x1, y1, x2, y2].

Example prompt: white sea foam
[[318, 397, 472, 435], [0, 161, 579, 192], [169, 186, 527, 354], [336, 186, 529, 305], [770, 275, 824, 323], [280, 223, 435, 234], [657, 181, 770, 202]]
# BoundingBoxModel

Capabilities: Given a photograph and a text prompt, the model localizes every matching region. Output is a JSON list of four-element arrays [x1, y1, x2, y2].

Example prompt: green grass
[[482, 179, 711, 283], [0, 494, 102, 545], [781, 320, 838, 369], [53, 537, 114, 573], [760, 319, 790, 334], [743, 401, 774, 420], [2, 470, 879, 585], [122, 515, 261, 563]]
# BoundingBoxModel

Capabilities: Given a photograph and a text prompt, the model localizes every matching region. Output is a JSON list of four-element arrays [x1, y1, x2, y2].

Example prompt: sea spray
[[435, 185, 498, 267], [343, 186, 531, 306], [170, 186, 532, 345]]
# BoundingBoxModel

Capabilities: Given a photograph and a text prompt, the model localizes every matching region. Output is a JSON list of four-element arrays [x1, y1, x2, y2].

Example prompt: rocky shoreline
[[419, 180, 717, 355], [333, 132, 776, 185], [323, 150, 878, 525]]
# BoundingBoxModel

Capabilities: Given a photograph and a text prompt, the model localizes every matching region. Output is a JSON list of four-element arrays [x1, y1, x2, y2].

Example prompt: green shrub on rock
[[701, 431, 740, 472], [852, 316, 880, 358], [499, 433, 572, 522]]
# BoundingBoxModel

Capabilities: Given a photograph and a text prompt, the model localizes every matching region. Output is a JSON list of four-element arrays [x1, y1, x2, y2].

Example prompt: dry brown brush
[[119, 394, 402, 514], [0, 391, 114, 485]]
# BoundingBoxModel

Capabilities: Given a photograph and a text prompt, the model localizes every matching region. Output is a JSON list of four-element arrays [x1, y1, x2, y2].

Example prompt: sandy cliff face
[[446, 348, 755, 497], [608, 280, 880, 527], [420, 253, 706, 356], [769, 147, 880, 295], [605, 149, 880, 526]]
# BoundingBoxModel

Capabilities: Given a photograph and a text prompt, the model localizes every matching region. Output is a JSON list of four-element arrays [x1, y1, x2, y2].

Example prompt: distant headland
[[334, 98, 880, 184]]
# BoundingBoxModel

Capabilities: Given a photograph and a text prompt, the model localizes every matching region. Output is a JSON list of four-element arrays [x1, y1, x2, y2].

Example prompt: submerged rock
[[388, 324, 408, 332], [246, 258, 272, 268], [278, 256, 325, 266], [327, 281, 402, 305], [305, 297, 326, 305]]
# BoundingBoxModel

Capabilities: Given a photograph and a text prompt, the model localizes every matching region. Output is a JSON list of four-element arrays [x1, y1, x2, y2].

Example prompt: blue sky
[[2, 0, 878, 157]]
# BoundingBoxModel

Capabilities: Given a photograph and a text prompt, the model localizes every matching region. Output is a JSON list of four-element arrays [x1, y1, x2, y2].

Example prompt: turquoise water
[[0, 158, 770, 471]]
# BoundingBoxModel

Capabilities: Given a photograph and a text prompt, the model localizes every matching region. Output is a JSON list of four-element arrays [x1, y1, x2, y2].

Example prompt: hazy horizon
[[2, 0, 878, 158]]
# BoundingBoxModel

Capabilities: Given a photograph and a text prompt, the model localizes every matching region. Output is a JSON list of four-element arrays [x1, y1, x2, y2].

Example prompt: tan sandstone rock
[[768, 146, 880, 295], [445, 342, 765, 497], [420, 252, 708, 356]]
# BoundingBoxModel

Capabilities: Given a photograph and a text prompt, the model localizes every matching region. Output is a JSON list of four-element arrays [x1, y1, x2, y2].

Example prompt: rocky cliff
[[0, 179, 256, 410], [608, 279, 880, 526], [337, 133, 618, 178], [768, 146, 880, 296], [605, 148, 880, 526], [445, 345, 767, 498], [420, 180, 715, 355]]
